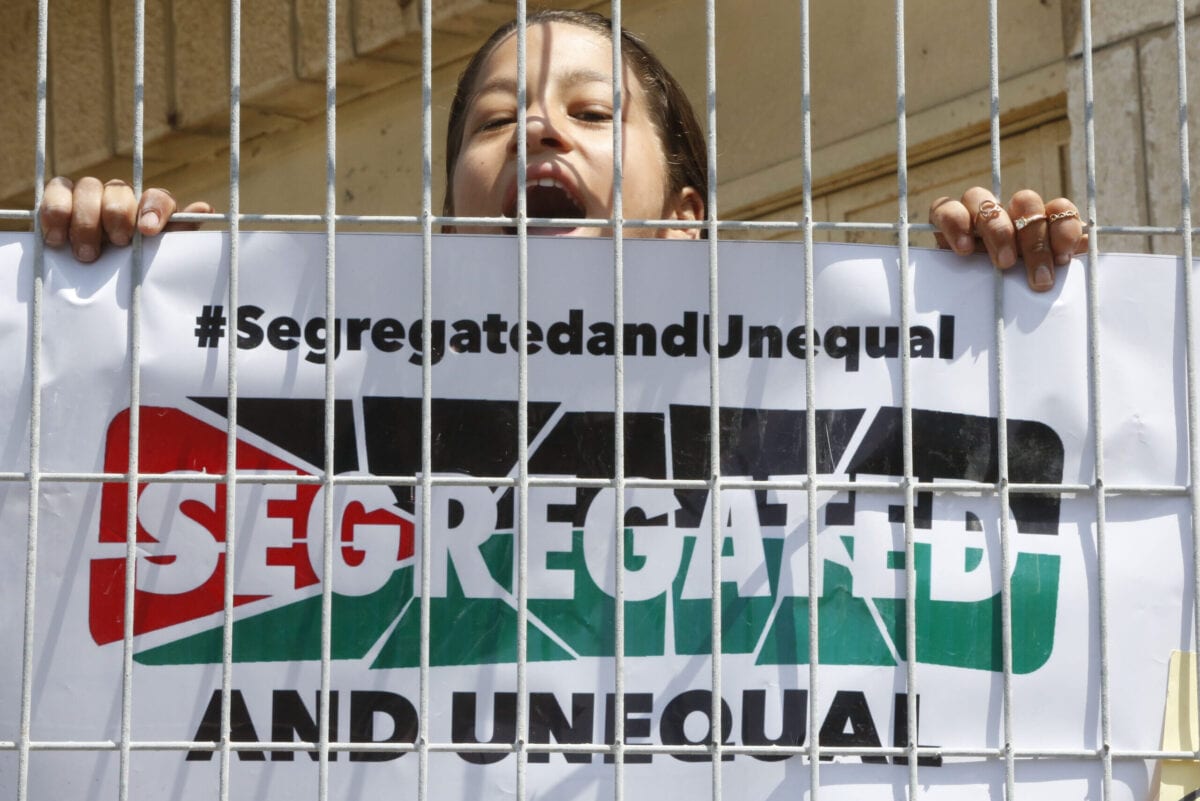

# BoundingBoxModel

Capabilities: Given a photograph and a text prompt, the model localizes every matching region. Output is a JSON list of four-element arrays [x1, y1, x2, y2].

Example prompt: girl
[[38, 9, 1086, 291], [443, 9, 704, 239]]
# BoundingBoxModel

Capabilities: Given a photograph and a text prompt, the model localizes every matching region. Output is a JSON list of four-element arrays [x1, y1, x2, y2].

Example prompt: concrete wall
[[2, 0, 1190, 252], [0, 0, 565, 208], [1064, 0, 1200, 253]]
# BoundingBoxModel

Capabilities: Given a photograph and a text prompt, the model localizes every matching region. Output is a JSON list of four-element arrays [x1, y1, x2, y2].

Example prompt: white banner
[[0, 232, 1193, 800]]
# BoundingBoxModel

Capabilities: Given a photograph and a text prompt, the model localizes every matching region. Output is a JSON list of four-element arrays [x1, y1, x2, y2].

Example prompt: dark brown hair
[[442, 9, 708, 227]]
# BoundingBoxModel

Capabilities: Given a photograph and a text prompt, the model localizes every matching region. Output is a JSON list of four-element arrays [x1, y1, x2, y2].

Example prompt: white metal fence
[[2, 1, 1199, 800]]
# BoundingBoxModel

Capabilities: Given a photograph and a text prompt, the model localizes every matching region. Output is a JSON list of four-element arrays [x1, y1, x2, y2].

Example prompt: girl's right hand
[[928, 187, 1087, 292], [39, 176, 213, 263]]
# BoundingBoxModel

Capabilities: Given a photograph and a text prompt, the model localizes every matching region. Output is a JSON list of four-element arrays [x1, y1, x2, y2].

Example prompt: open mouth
[[503, 178, 587, 235]]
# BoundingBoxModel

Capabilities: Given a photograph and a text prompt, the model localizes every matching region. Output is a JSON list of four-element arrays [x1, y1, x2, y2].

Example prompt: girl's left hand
[[929, 188, 1088, 292], [39, 176, 212, 264]]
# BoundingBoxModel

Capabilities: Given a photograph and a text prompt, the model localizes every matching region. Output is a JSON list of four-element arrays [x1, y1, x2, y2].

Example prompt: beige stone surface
[[425, 1, 566, 75], [0, 0, 1180, 258], [173, 0, 230, 129], [721, 63, 1068, 219], [432, 0, 516, 38], [242, 0, 295, 95], [1139, 19, 1200, 254], [622, 0, 1066, 191], [827, 122, 1069, 243], [243, 79, 331, 120], [1066, 39, 1151, 253], [1064, 0, 1200, 53], [355, 0, 419, 55], [756, 121, 1069, 247], [295, 0, 356, 80], [48, 0, 112, 177], [109, 0, 172, 152], [151, 56, 464, 220], [0, 5, 40, 204]]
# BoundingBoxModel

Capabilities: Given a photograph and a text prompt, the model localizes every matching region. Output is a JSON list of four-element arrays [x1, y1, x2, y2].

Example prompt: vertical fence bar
[[418, 0, 434, 798], [514, 5, 531, 801], [1173, 0, 1200, 761], [609, 1, 629, 797], [218, 0, 243, 799], [987, 0, 1001, 201], [893, 0, 920, 793], [798, 0, 822, 794], [985, 0, 1019, 798], [16, 2, 49, 800], [1078, 1, 1112, 798], [702, 0, 723, 796], [119, 0, 150, 797], [317, 0, 338, 796]]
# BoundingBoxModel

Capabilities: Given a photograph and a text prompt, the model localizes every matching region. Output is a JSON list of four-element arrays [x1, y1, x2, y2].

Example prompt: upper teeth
[[530, 178, 567, 190]]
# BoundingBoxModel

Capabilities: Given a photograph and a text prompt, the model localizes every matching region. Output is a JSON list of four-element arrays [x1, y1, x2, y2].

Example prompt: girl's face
[[450, 22, 703, 238]]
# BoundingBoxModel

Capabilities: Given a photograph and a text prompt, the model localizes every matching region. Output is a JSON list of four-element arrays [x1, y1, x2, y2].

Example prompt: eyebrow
[[471, 68, 616, 101]]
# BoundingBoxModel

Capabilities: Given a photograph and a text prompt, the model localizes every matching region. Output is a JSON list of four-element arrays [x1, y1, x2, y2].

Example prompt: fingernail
[[1033, 264, 1053, 291], [44, 230, 64, 247], [1056, 253, 1070, 266], [76, 244, 97, 262], [956, 235, 974, 253], [997, 245, 1015, 267], [141, 210, 160, 229]]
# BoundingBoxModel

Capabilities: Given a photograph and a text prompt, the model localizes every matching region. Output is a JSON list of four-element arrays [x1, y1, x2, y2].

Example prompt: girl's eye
[[573, 107, 613, 123], [477, 115, 515, 133]]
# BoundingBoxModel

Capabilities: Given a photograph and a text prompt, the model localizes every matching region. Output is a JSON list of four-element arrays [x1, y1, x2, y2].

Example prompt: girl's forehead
[[466, 21, 651, 117], [477, 22, 618, 85]]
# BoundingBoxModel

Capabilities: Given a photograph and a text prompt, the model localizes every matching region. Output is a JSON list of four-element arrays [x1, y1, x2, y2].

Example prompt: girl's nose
[[523, 113, 567, 152]]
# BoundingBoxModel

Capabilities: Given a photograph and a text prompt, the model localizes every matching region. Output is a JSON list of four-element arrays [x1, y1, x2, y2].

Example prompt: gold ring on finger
[[1048, 209, 1080, 224], [977, 199, 1003, 222], [1014, 213, 1047, 231]]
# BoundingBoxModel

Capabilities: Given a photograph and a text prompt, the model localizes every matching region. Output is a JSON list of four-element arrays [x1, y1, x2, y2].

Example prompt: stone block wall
[[1066, 1, 1200, 253], [6, 0, 1191, 257], [0, 0, 557, 207]]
